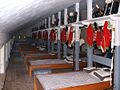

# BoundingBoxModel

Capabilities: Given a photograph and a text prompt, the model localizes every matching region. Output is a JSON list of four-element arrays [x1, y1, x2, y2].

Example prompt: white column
[[0, 45, 5, 73], [64, 8, 68, 25], [114, 20, 120, 90], [45, 18, 47, 28], [57, 11, 61, 58], [52, 14, 55, 25], [87, 0, 92, 19], [63, 8, 68, 57], [58, 12, 61, 39], [51, 14, 55, 52], [87, 0, 93, 67], [48, 17, 51, 52], [74, 3, 80, 70], [75, 3, 79, 22]]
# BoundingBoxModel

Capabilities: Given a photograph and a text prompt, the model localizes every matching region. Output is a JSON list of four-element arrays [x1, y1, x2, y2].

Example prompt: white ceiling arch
[[0, 0, 82, 48], [0, 0, 82, 33]]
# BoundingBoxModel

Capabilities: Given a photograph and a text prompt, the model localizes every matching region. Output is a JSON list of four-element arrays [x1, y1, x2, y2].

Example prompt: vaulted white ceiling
[[0, 0, 82, 33], [0, 0, 82, 47]]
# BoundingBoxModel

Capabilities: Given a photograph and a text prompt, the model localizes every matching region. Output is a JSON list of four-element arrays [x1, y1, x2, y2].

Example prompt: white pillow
[[93, 69, 110, 80], [83, 67, 98, 73], [65, 56, 73, 61], [49, 53, 56, 55]]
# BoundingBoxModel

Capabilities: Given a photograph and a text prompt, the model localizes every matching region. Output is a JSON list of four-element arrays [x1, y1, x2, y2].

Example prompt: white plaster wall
[[0, 45, 5, 73]]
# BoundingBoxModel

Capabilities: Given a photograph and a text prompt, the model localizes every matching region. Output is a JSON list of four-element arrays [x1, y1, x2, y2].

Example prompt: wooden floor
[[3, 51, 34, 90], [3, 45, 73, 90]]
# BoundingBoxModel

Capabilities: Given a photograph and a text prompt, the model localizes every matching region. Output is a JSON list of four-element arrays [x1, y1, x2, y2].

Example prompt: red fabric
[[35, 32, 38, 39], [43, 31, 46, 40], [32, 32, 37, 39], [38, 31, 42, 39], [45, 31, 48, 40], [61, 28, 66, 43], [68, 27, 73, 45], [50, 29, 56, 41], [96, 31, 102, 48], [43, 30, 48, 40], [32, 32, 34, 39], [100, 21, 111, 53], [86, 24, 94, 47], [93, 31, 97, 41]]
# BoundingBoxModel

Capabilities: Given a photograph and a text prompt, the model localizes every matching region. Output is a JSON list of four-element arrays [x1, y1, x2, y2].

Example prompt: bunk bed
[[33, 55, 112, 90]]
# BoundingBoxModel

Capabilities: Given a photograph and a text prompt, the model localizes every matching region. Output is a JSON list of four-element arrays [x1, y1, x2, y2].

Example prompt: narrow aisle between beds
[[3, 44, 33, 90]]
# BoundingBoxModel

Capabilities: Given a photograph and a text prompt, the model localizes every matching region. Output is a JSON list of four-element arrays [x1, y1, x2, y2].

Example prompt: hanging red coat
[[86, 24, 94, 47], [32, 32, 34, 39], [68, 27, 73, 47], [44, 30, 48, 40], [35, 32, 38, 39], [43, 30, 48, 40], [32, 32, 37, 39], [96, 30, 102, 48], [50, 29, 56, 41], [41, 31, 43, 40], [100, 21, 111, 53], [43, 31, 45, 40], [38, 31, 42, 39], [61, 28, 66, 43]]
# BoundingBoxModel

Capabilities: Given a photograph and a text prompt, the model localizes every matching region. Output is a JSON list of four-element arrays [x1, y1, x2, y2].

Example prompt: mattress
[[30, 59, 67, 65], [36, 71, 102, 90], [26, 53, 49, 56]]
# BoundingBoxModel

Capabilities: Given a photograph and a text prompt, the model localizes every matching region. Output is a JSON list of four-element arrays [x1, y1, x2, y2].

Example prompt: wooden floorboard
[[3, 51, 33, 90]]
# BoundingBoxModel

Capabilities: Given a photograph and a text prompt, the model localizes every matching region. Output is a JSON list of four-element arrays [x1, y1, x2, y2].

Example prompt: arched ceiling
[[0, 0, 82, 33], [0, 0, 82, 48]]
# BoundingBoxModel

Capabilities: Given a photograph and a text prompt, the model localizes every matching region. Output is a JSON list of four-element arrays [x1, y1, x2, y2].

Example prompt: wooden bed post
[[28, 65, 32, 77], [34, 77, 37, 90], [87, 0, 93, 67], [57, 11, 61, 59]]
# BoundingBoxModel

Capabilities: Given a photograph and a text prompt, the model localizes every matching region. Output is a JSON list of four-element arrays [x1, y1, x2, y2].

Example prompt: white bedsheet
[[26, 53, 49, 56], [36, 71, 102, 90], [30, 59, 67, 65]]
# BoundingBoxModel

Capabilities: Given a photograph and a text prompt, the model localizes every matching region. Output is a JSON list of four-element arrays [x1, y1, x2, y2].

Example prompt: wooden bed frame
[[24, 54, 57, 64], [19, 47, 39, 55], [22, 50, 48, 57], [33, 54, 112, 90], [34, 76, 111, 90], [28, 61, 87, 77]]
